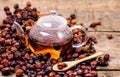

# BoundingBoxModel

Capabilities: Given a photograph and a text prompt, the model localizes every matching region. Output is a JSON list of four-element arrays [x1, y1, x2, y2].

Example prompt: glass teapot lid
[[37, 15, 67, 30], [29, 14, 73, 46]]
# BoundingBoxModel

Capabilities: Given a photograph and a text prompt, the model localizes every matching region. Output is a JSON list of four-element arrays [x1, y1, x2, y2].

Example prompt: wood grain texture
[[88, 32, 120, 70], [0, 0, 120, 77]]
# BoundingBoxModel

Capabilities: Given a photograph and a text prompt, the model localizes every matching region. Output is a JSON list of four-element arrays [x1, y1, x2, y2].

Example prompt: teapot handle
[[12, 22, 26, 43], [70, 25, 88, 48]]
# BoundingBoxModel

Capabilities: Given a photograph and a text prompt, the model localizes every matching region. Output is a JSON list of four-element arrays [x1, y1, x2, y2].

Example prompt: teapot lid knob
[[49, 10, 56, 15]]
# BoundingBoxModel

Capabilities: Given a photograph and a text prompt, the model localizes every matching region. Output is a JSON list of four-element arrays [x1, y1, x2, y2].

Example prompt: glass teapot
[[29, 14, 87, 47], [13, 13, 88, 60]]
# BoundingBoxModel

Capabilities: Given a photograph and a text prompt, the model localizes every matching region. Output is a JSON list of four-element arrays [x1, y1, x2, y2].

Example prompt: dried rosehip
[[1, 67, 11, 76], [37, 70, 45, 75], [57, 62, 68, 69], [90, 36, 97, 43], [79, 54, 86, 59], [107, 34, 113, 39], [72, 53, 79, 58], [15, 65, 21, 71], [26, 1, 31, 7], [90, 61, 97, 66], [36, 75, 43, 77], [8, 54, 14, 60], [33, 7, 37, 12], [5, 34, 11, 39], [36, 54, 43, 59], [21, 66, 27, 71], [14, 51, 22, 59], [49, 71, 56, 77], [5, 39, 12, 45], [76, 69, 84, 75], [4, 6, 10, 11], [13, 42, 20, 48], [28, 70, 37, 77], [90, 19, 101, 27], [14, 4, 19, 9], [10, 60, 17, 67], [1, 58, 10, 67], [5, 11, 12, 16], [91, 71, 98, 77], [70, 14, 76, 19], [0, 64, 4, 70], [90, 65, 97, 70], [0, 37, 5, 44], [104, 54, 110, 61], [0, 46, 5, 54], [45, 66, 52, 74], [98, 61, 108, 66], [10, 46, 17, 53], [75, 47, 82, 53], [50, 59, 58, 65], [35, 62, 42, 69], [66, 70, 73, 75], [84, 73, 93, 77], [15, 69, 23, 77]]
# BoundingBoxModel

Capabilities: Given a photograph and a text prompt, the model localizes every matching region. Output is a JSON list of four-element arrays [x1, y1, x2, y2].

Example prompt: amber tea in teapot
[[13, 14, 88, 60]]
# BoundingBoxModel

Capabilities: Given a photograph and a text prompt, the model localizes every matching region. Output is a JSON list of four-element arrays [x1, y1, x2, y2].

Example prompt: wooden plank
[[88, 32, 120, 69], [98, 71, 120, 77]]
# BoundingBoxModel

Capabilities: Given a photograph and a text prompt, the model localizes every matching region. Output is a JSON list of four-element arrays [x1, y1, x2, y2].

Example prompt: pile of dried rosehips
[[0, 2, 110, 77]]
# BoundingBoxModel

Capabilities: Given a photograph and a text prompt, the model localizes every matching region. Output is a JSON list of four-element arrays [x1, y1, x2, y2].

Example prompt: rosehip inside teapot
[[13, 13, 88, 59]]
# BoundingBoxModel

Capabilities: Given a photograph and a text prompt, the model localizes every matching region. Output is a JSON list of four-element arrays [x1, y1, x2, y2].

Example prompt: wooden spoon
[[53, 52, 104, 71]]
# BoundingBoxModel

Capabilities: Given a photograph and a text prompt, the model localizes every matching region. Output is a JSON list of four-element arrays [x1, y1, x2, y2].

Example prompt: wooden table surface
[[0, 0, 120, 77]]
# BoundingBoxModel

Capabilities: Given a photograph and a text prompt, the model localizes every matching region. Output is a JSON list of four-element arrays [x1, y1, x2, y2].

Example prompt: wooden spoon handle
[[53, 52, 104, 71], [75, 52, 104, 64]]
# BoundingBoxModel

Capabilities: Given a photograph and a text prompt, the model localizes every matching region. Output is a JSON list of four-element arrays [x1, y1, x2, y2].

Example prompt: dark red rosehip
[[70, 14, 76, 19], [49, 71, 56, 77], [91, 71, 98, 77], [15, 69, 24, 77], [5, 39, 12, 45], [45, 66, 52, 74], [66, 70, 73, 75], [15, 65, 21, 71], [10, 46, 17, 53], [0, 46, 5, 54], [37, 71, 45, 75], [76, 69, 84, 75], [5, 11, 12, 16], [28, 70, 37, 77], [14, 4, 19, 9], [90, 65, 97, 70], [33, 7, 37, 12], [1, 67, 11, 76], [84, 73, 93, 77], [13, 42, 20, 48], [10, 60, 17, 67], [0, 64, 4, 70], [26, 1, 32, 7], [104, 54, 110, 61], [107, 34, 113, 39], [14, 51, 22, 59], [1, 58, 10, 67], [50, 59, 58, 65], [4, 6, 10, 11], [21, 66, 27, 71], [55, 74, 61, 77], [35, 62, 42, 69], [57, 62, 68, 69], [72, 53, 79, 58], [8, 54, 14, 60], [36, 75, 43, 77]]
